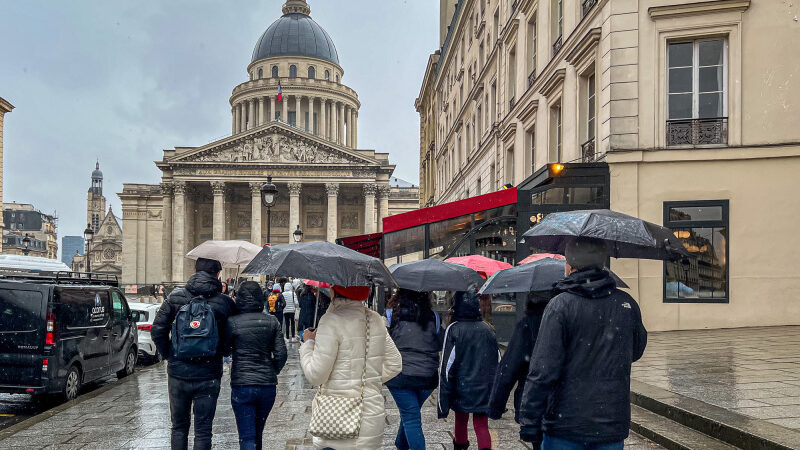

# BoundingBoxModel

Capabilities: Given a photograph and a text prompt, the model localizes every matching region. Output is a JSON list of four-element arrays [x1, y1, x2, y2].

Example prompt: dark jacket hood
[[452, 290, 482, 321], [185, 271, 223, 298], [236, 282, 266, 313], [554, 267, 616, 299]]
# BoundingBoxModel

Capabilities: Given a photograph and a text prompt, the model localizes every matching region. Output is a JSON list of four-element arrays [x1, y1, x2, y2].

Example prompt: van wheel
[[117, 349, 136, 378], [63, 366, 81, 402]]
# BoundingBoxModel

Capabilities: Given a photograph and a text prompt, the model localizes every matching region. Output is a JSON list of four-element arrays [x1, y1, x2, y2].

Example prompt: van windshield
[[0, 289, 44, 332]]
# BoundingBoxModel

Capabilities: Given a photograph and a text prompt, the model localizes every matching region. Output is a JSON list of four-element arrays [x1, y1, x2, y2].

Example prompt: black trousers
[[283, 312, 296, 338], [168, 376, 221, 450]]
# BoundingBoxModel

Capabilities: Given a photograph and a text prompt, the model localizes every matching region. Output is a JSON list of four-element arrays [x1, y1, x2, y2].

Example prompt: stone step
[[631, 404, 737, 450], [631, 380, 800, 450]]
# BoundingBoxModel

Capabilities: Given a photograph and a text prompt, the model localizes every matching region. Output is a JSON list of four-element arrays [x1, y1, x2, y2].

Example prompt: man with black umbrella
[[519, 237, 647, 450]]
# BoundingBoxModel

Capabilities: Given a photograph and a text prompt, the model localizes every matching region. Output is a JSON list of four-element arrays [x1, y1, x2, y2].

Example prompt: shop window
[[667, 38, 728, 146], [429, 215, 473, 258], [308, 66, 316, 79], [272, 66, 279, 78], [663, 200, 729, 303], [289, 65, 297, 78]]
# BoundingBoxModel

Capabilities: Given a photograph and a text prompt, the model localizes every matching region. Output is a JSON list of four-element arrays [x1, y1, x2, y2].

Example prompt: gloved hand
[[519, 426, 542, 445]]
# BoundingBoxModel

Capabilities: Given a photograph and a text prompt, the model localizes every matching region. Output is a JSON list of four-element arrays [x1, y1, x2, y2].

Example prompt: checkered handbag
[[308, 307, 370, 440]]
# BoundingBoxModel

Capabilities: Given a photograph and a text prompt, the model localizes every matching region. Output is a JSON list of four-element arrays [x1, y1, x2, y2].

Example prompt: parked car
[[0, 273, 138, 402], [128, 302, 161, 363]]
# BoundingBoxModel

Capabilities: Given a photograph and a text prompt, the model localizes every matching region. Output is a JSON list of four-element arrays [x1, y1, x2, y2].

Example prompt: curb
[[0, 361, 166, 441]]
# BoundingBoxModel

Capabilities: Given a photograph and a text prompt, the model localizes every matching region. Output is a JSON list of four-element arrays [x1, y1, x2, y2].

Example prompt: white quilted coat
[[299, 299, 402, 449]]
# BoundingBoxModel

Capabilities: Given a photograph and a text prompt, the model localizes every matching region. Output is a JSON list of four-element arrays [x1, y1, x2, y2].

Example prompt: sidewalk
[[0, 341, 660, 449]]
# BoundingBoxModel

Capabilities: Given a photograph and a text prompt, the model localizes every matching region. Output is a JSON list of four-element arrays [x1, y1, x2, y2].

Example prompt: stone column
[[259, 97, 266, 126], [325, 183, 339, 242], [239, 103, 246, 133], [363, 184, 377, 234], [282, 96, 288, 123], [161, 183, 173, 282], [248, 182, 262, 245], [234, 104, 241, 134], [295, 96, 302, 129], [270, 96, 276, 122], [338, 103, 345, 145], [288, 182, 302, 243], [353, 111, 358, 148], [344, 105, 351, 147], [308, 97, 315, 134], [172, 182, 187, 282], [320, 99, 327, 140], [211, 181, 226, 240], [377, 184, 390, 232], [248, 100, 256, 130], [331, 102, 338, 144], [231, 108, 236, 135]]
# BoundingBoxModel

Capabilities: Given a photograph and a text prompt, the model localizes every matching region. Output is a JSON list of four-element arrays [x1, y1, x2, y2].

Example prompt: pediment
[[169, 123, 379, 166]]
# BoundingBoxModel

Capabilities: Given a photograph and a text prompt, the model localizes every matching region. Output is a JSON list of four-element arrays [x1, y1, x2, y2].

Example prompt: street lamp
[[21, 234, 31, 256], [293, 225, 304, 243], [260, 175, 278, 245], [83, 224, 95, 274]]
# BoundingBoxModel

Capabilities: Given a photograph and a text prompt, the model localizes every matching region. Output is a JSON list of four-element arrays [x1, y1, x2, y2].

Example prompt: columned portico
[[211, 181, 226, 240], [172, 182, 187, 282], [288, 182, 302, 243], [325, 183, 339, 242], [363, 183, 377, 234], [249, 182, 262, 245], [160, 183, 173, 282]]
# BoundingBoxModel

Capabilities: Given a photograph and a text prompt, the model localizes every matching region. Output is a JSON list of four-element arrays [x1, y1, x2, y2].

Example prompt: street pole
[[267, 207, 272, 245]]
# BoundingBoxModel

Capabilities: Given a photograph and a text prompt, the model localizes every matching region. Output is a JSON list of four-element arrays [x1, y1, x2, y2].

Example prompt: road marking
[[0, 414, 14, 417]]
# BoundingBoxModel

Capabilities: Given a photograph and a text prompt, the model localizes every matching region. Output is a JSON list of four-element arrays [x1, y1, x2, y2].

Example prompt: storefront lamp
[[293, 225, 304, 243], [549, 163, 566, 176]]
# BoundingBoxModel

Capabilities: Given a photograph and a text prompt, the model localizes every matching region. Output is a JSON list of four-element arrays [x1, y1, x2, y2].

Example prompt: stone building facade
[[120, 0, 418, 285], [0, 97, 13, 254], [2, 203, 57, 259], [71, 163, 123, 275], [418, 0, 800, 331]]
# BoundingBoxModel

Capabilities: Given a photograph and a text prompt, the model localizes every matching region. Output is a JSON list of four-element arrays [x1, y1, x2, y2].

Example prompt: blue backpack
[[171, 296, 219, 360]]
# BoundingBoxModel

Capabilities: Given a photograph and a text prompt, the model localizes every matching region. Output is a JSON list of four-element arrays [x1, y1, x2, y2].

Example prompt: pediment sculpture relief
[[189, 135, 355, 164]]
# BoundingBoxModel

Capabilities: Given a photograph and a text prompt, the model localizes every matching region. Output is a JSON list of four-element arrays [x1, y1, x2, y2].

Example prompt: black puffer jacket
[[519, 268, 647, 444], [438, 290, 499, 418], [387, 302, 443, 390], [297, 288, 317, 331], [223, 282, 287, 386], [151, 271, 236, 381]]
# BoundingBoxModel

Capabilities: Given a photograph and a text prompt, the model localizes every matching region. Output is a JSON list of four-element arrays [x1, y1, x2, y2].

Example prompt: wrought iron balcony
[[666, 118, 728, 147], [509, 96, 516, 110], [581, 138, 596, 162], [553, 35, 563, 55], [528, 69, 537, 89], [582, 0, 598, 18]]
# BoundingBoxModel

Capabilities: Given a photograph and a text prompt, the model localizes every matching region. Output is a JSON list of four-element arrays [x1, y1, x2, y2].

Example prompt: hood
[[554, 268, 616, 299], [452, 290, 482, 321], [185, 271, 223, 298], [236, 281, 266, 313]]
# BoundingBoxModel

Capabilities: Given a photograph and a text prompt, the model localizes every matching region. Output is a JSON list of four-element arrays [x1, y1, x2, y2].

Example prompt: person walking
[[223, 281, 287, 450], [438, 289, 499, 450], [299, 285, 402, 449], [266, 284, 285, 328], [519, 237, 647, 449], [151, 258, 235, 450], [488, 291, 551, 423], [387, 289, 443, 450], [296, 284, 317, 341], [282, 282, 299, 342]]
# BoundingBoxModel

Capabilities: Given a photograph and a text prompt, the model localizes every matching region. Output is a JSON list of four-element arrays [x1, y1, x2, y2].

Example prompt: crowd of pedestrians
[[152, 235, 647, 450]]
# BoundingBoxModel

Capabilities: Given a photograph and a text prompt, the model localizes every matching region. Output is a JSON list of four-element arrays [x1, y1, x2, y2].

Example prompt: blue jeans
[[231, 386, 277, 450], [388, 387, 434, 450], [542, 434, 624, 450]]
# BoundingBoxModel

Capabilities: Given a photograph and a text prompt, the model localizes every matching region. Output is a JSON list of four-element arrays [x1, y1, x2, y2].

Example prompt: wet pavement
[[0, 340, 661, 449], [632, 326, 800, 431]]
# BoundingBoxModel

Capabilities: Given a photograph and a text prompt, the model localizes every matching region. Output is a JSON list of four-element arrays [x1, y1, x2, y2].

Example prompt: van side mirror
[[130, 311, 141, 323]]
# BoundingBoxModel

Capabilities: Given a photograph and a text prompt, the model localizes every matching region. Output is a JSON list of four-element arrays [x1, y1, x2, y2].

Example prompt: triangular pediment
[[96, 209, 122, 238], [169, 122, 380, 166]]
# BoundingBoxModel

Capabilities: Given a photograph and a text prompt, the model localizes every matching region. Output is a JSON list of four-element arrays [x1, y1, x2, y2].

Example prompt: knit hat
[[195, 258, 222, 275], [565, 237, 608, 270], [272, 284, 282, 292], [332, 285, 371, 301]]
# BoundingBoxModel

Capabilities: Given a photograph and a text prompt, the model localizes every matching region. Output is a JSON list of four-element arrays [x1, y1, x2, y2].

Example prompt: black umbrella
[[389, 258, 485, 292], [478, 258, 629, 295], [521, 209, 689, 261]]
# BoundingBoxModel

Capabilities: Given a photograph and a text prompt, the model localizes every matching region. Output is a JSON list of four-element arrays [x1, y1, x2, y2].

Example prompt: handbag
[[308, 307, 370, 440]]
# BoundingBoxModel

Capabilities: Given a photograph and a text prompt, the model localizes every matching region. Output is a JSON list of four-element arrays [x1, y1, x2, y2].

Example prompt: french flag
[[277, 81, 283, 102]]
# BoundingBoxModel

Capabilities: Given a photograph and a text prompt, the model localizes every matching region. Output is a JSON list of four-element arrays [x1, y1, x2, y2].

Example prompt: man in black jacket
[[151, 258, 235, 450], [519, 237, 647, 449]]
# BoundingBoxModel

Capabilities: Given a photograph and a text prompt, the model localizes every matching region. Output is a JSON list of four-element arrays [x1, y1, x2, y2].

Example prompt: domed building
[[120, 0, 418, 285]]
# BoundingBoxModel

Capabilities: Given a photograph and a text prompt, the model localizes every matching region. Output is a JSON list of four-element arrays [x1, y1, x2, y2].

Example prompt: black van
[[0, 273, 138, 401]]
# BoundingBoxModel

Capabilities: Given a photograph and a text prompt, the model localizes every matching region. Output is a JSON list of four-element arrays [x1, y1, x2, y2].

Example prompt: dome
[[91, 161, 103, 180], [251, 5, 340, 66]]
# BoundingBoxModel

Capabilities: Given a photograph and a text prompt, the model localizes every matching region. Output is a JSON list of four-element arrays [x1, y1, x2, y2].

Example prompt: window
[[288, 111, 296, 127], [507, 47, 517, 106], [582, 72, 597, 161], [271, 66, 279, 78], [528, 14, 537, 86], [663, 200, 729, 303], [490, 162, 496, 190], [308, 66, 316, 79], [258, 68, 263, 79], [289, 65, 297, 78], [552, 0, 563, 53], [505, 146, 515, 185], [325, 70, 330, 80], [476, 105, 483, 140], [493, 8, 499, 39], [59, 289, 109, 328], [549, 101, 562, 162], [336, 75, 340, 83], [479, 41, 485, 69], [526, 129, 536, 174], [111, 291, 128, 322], [476, 177, 482, 196], [667, 39, 728, 146]]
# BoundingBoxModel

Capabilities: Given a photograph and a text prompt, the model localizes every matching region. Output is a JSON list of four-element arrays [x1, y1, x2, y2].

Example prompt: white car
[[129, 302, 163, 363]]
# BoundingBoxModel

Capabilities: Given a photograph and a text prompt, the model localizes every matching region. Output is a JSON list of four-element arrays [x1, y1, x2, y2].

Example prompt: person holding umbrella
[[296, 283, 317, 341]]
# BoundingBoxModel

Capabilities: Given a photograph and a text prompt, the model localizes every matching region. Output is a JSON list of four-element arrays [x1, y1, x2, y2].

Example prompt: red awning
[[336, 233, 383, 258]]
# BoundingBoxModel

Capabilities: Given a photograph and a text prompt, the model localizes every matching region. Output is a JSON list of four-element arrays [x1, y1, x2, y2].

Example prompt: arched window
[[271, 66, 279, 78], [308, 66, 316, 79], [289, 65, 297, 78], [258, 68, 263, 79], [336, 75, 340, 83], [325, 70, 330, 80]]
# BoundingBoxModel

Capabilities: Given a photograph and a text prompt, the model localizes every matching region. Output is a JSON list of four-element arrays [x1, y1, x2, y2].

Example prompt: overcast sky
[[0, 0, 438, 253]]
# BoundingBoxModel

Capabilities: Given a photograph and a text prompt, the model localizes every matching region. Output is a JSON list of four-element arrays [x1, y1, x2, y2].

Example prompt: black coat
[[151, 271, 236, 381], [223, 286, 287, 386], [438, 291, 499, 418], [519, 268, 647, 444], [297, 289, 317, 330], [488, 301, 546, 422], [387, 308, 444, 390]]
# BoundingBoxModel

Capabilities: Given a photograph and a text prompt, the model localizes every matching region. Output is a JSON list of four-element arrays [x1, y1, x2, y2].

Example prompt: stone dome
[[91, 161, 103, 180], [251, 1, 340, 66]]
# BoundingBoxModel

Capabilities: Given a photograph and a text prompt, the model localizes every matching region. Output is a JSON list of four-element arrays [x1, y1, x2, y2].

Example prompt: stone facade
[[71, 208, 123, 276], [2, 203, 57, 259], [0, 97, 13, 254]]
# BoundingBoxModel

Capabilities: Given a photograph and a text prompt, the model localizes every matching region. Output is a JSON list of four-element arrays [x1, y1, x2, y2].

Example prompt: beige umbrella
[[187, 240, 263, 288]]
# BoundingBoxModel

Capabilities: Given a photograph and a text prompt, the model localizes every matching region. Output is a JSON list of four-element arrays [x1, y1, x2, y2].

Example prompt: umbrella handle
[[313, 289, 320, 328]]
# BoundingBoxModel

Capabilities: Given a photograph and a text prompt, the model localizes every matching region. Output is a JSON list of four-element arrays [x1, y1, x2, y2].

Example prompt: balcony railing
[[553, 35, 563, 55], [582, 0, 599, 18], [528, 69, 537, 89], [581, 138, 596, 162], [666, 118, 728, 147], [509, 96, 517, 110]]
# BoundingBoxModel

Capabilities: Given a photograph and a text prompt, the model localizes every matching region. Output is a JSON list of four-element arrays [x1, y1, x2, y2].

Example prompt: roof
[[390, 177, 416, 188], [252, 12, 340, 65], [0, 254, 71, 272]]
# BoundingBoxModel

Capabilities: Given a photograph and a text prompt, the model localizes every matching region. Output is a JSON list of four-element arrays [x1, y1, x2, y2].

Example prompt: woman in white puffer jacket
[[299, 285, 402, 450]]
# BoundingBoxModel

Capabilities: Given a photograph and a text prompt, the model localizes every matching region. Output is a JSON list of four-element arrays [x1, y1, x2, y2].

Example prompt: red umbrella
[[517, 253, 566, 266], [445, 255, 512, 279], [303, 279, 331, 289]]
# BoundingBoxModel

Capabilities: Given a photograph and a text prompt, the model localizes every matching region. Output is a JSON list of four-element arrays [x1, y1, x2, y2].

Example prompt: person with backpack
[[281, 282, 299, 342], [266, 284, 285, 327], [438, 289, 499, 450], [387, 289, 444, 450], [296, 284, 316, 341], [223, 281, 287, 450], [151, 258, 235, 450]]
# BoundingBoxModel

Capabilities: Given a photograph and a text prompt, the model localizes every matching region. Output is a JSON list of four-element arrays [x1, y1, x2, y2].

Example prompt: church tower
[[87, 161, 106, 232]]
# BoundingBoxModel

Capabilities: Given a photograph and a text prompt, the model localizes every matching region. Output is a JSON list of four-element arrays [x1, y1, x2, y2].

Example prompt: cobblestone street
[[0, 340, 660, 449]]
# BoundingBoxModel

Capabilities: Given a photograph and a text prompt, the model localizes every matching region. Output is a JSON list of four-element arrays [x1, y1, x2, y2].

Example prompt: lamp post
[[21, 234, 31, 256], [260, 175, 278, 245], [83, 224, 94, 274], [293, 225, 304, 243]]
